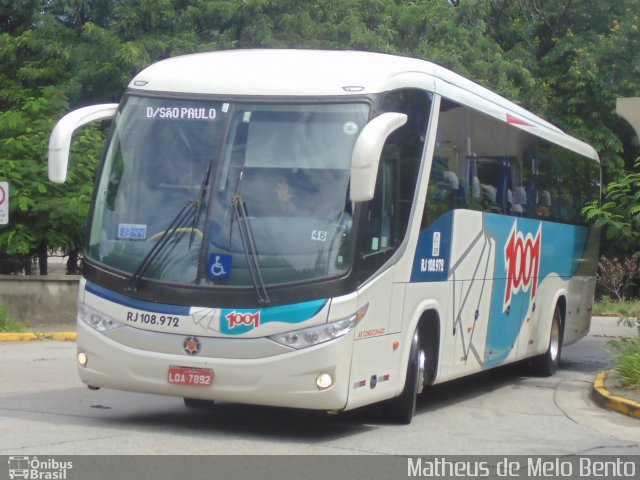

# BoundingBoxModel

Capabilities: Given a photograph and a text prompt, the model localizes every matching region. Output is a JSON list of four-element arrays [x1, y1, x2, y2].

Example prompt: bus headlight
[[268, 304, 368, 350], [78, 303, 122, 332]]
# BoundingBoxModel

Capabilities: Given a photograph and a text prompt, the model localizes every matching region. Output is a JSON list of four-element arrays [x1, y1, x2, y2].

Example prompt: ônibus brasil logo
[[8, 456, 73, 480], [503, 222, 542, 312], [225, 311, 261, 330]]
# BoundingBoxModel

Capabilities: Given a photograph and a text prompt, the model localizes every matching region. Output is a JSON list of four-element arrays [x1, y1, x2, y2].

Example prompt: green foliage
[[600, 295, 640, 393], [609, 338, 640, 392], [583, 161, 640, 256], [0, 80, 104, 269], [0, 305, 25, 332], [594, 298, 640, 321]]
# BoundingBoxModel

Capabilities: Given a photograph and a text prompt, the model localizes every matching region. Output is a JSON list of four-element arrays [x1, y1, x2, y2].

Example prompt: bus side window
[[468, 156, 507, 214], [511, 186, 527, 216], [363, 147, 399, 255], [423, 151, 464, 226]]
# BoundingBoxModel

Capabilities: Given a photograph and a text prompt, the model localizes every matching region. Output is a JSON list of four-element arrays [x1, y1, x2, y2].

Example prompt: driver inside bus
[[271, 177, 350, 227], [274, 181, 301, 215]]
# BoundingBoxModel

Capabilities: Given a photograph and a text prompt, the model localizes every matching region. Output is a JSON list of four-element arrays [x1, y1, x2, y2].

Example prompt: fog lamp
[[77, 351, 88, 367], [316, 373, 333, 390]]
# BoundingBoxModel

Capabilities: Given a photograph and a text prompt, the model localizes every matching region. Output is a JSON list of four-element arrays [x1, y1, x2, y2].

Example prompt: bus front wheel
[[383, 328, 425, 424]]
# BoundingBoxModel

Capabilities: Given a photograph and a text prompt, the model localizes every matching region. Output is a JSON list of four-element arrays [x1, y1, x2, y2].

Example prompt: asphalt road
[[0, 318, 638, 456]]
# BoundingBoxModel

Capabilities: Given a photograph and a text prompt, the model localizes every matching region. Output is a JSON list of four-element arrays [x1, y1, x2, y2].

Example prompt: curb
[[0, 331, 77, 342], [591, 370, 640, 419]]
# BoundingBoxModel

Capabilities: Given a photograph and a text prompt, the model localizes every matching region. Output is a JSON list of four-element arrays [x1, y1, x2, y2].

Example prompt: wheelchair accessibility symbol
[[208, 253, 232, 280]]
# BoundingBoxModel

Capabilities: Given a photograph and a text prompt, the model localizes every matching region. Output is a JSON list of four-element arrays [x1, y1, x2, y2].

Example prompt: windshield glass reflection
[[87, 98, 369, 288]]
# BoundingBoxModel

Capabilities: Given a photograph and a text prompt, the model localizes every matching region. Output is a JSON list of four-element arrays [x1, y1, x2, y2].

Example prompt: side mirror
[[350, 112, 407, 202], [48, 104, 119, 183]]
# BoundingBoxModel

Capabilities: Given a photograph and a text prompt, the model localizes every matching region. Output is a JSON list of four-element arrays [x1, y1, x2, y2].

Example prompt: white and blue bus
[[49, 50, 600, 424]]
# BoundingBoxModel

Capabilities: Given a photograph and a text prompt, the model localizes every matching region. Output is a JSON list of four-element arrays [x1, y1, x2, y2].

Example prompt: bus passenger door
[[350, 152, 404, 407], [357, 150, 401, 335]]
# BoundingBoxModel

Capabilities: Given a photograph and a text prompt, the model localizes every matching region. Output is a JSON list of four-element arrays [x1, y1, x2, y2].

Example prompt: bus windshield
[[87, 96, 369, 289]]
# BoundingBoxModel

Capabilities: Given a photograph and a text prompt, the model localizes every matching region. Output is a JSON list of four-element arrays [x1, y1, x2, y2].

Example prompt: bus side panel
[[346, 268, 406, 410], [410, 210, 597, 382], [411, 210, 502, 382], [565, 226, 600, 345], [482, 214, 595, 364], [345, 332, 405, 410], [445, 211, 501, 379], [565, 273, 596, 345]]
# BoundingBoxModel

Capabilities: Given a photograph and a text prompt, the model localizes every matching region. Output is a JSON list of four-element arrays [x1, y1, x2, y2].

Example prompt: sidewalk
[[589, 315, 637, 338]]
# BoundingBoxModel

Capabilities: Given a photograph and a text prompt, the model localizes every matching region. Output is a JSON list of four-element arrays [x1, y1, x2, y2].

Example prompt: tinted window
[[423, 99, 599, 227]]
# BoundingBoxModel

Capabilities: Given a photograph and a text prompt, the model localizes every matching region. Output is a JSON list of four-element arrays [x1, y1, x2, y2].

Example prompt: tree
[[487, 0, 640, 182], [583, 161, 640, 257], [0, 10, 104, 274]]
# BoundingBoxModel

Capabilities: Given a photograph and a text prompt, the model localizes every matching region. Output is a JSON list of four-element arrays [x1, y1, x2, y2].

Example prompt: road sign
[[0, 181, 8, 225]]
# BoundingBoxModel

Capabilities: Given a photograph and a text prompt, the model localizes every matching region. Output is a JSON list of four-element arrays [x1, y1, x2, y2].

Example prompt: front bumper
[[76, 320, 353, 411]]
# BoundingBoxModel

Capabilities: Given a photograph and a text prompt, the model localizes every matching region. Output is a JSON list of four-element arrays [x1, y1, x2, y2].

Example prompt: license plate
[[168, 366, 214, 386]]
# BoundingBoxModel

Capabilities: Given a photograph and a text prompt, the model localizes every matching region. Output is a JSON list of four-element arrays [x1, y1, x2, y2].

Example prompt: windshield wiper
[[127, 149, 218, 292], [189, 158, 213, 248], [126, 200, 198, 292], [230, 172, 270, 304]]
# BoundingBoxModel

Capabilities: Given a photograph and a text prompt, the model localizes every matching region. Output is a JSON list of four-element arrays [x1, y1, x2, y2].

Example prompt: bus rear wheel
[[383, 328, 425, 424], [531, 304, 563, 376]]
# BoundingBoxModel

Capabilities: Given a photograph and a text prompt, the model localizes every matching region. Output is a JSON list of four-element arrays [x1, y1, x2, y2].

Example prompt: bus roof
[[129, 49, 598, 161]]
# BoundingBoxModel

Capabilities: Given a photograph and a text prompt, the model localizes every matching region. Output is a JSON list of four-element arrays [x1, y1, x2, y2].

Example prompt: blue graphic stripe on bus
[[220, 299, 328, 335], [482, 213, 590, 367], [411, 211, 591, 368], [85, 282, 191, 316], [411, 213, 453, 282]]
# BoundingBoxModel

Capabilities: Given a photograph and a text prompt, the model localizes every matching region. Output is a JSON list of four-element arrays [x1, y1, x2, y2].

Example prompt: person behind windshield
[[274, 181, 302, 216], [273, 177, 349, 224]]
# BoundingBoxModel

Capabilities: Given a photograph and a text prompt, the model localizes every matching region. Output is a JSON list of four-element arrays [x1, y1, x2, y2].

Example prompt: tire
[[183, 398, 215, 409], [531, 304, 563, 376], [383, 329, 425, 424]]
